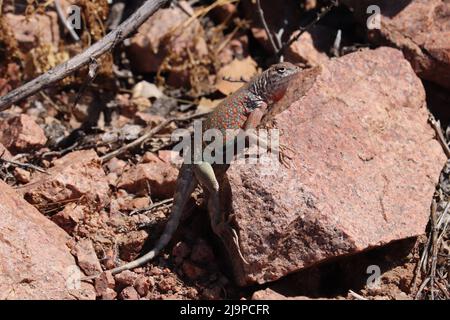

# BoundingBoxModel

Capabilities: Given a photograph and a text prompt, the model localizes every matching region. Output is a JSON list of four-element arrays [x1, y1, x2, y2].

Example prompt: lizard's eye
[[276, 66, 286, 74]]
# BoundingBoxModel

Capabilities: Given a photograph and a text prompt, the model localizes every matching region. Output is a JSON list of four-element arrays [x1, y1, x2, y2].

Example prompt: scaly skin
[[84, 62, 300, 279]]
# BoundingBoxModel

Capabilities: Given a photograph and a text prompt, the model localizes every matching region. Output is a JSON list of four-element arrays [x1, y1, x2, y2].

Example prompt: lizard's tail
[[83, 165, 197, 280]]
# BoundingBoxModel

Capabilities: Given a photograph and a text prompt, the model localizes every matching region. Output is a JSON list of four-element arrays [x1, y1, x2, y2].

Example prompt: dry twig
[[130, 198, 174, 216], [0, 152, 48, 174], [0, 0, 172, 111], [100, 111, 210, 163], [256, 0, 279, 54]]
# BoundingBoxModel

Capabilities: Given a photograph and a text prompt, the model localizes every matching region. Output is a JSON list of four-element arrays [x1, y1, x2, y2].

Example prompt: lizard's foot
[[208, 192, 249, 266], [229, 226, 249, 265], [215, 221, 249, 266]]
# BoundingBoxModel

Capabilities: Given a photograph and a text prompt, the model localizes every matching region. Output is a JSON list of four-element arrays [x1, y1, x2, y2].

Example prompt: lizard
[[84, 62, 300, 279]]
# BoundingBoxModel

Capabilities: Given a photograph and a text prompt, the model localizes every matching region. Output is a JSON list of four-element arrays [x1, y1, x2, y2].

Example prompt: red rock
[[342, 0, 450, 89], [13, 167, 31, 184], [134, 275, 151, 297], [126, 1, 208, 87], [190, 239, 215, 264], [118, 230, 149, 261], [73, 239, 102, 276], [186, 287, 199, 299], [100, 288, 118, 300], [119, 286, 140, 300], [0, 114, 47, 152], [158, 150, 183, 167], [181, 261, 206, 280], [0, 180, 95, 299], [110, 189, 150, 213], [285, 25, 334, 66], [115, 270, 138, 288], [218, 35, 249, 66], [0, 63, 20, 96], [128, 196, 150, 210], [51, 203, 86, 235], [134, 112, 166, 127], [4, 12, 59, 50], [105, 157, 128, 175], [117, 154, 178, 198], [72, 103, 89, 122], [115, 93, 133, 115], [157, 276, 177, 293], [141, 151, 163, 163], [217, 47, 445, 285], [102, 249, 117, 271], [94, 271, 116, 297], [20, 150, 110, 211], [0, 142, 12, 160], [134, 95, 152, 110]]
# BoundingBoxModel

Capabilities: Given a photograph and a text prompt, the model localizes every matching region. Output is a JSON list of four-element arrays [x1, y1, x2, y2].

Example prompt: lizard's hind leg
[[193, 162, 249, 265], [207, 192, 249, 265]]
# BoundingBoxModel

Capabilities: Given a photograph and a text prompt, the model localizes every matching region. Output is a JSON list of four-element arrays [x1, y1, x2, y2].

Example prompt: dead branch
[[0, 0, 172, 111], [255, 0, 279, 54], [100, 111, 210, 163], [0, 152, 48, 174]]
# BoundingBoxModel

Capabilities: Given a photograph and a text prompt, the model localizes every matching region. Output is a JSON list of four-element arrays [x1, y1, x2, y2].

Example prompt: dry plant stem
[[72, 58, 99, 109], [348, 290, 367, 300], [0, 0, 172, 111], [130, 198, 173, 216], [430, 200, 438, 299], [331, 29, 342, 57], [436, 281, 450, 299], [415, 276, 430, 299], [0, 156, 48, 174], [256, 0, 279, 54], [100, 111, 210, 163]]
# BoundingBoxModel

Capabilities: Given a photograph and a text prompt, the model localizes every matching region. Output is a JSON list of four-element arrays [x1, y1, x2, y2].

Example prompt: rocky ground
[[0, 0, 449, 300]]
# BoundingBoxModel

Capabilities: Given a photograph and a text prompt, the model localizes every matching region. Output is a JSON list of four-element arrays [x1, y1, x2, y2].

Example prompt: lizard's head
[[251, 62, 301, 103]]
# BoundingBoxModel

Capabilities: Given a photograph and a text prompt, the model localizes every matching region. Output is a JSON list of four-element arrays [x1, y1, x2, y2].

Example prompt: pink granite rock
[[218, 47, 445, 285], [117, 153, 178, 198], [342, 0, 450, 89], [0, 142, 12, 160], [285, 25, 335, 66], [0, 114, 47, 152], [0, 180, 95, 299], [20, 150, 110, 211], [73, 238, 102, 276], [127, 0, 208, 87]]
